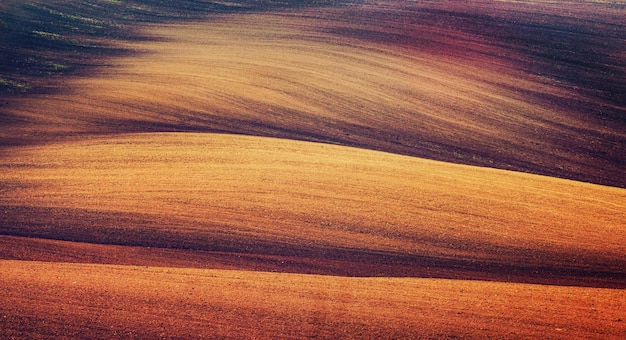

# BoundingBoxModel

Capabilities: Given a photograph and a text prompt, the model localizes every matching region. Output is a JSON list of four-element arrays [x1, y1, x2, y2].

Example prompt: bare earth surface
[[2, 260, 625, 339], [1, 0, 625, 338]]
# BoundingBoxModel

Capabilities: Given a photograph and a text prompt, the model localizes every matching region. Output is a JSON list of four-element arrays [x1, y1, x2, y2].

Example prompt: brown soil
[[2, 1, 625, 187], [2, 260, 625, 339], [1, 133, 624, 287], [1, 0, 625, 338]]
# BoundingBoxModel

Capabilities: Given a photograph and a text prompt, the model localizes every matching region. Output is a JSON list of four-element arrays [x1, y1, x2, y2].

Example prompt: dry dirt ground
[[1, 0, 625, 338], [2, 260, 625, 339]]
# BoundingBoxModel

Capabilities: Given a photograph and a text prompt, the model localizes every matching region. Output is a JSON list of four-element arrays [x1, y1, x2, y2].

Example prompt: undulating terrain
[[1, 0, 625, 338]]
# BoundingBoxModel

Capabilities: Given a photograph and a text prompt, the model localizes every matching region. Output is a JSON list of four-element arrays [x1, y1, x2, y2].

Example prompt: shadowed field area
[[1, 133, 625, 337], [1, 133, 625, 287], [1, 0, 625, 338], [1, 1, 625, 187]]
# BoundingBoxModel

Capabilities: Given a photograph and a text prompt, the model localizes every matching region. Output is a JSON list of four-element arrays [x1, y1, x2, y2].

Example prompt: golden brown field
[[1, 0, 625, 338], [2, 260, 624, 338]]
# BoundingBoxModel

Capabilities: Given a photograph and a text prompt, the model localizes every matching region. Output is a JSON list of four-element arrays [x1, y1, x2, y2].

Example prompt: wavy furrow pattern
[[1, 0, 625, 338], [4, 8, 625, 186]]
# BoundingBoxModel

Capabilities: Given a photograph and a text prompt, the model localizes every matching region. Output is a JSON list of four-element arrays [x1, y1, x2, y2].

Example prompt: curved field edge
[[1, 1, 625, 187], [1, 260, 624, 339], [1, 133, 624, 287]]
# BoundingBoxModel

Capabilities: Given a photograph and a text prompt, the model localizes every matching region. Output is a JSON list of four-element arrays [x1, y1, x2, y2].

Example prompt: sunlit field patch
[[1, 0, 625, 338]]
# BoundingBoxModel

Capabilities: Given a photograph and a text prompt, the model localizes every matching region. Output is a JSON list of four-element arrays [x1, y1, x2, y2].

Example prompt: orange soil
[[2, 260, 625, 339], [2, 5, 625, 186], [1, 0, 625, 338], [1, 133, 624, 287]]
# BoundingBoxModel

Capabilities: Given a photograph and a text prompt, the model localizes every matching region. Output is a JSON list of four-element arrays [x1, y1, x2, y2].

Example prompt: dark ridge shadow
[[1, 205, 624, 289], [2, 1, 625, 188], [0, 0, 362, 94], [313, 1, 626, 187], [324, 3, 626, 122]]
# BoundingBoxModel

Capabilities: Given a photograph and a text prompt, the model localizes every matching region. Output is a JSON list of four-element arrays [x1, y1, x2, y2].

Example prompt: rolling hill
[[1, 0, 625, 338]]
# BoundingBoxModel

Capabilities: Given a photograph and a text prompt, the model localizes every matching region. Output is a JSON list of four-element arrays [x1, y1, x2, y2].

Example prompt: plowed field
[[1, 0, 625, 338]]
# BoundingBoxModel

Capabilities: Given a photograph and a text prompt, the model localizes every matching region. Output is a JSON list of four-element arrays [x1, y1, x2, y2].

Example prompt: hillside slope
[[2, 1, 625, 187], [2, 261, 625, 339], [1, 0, 625, 338], [1, 133, 624, 287]]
